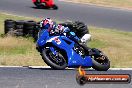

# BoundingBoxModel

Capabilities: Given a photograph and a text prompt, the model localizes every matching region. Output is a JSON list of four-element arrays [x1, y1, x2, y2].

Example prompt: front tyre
[[42, 48, 67, 70], [91, 49, 110, 71], [33, 1, 45, 9], [34, 2, 41, 7]]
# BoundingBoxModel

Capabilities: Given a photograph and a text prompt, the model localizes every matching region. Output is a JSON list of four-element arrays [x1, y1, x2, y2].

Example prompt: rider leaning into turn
[[39, 18, 92, 45]]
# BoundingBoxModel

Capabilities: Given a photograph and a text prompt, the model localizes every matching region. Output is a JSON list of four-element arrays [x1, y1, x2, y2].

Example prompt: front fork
[[49, 47, 57, 55]]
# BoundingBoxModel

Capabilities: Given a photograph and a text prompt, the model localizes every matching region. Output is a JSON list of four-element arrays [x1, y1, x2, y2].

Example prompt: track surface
[[0, 67, 131, 88], [0, 0, 132, 31], [0, 1, 132, 88]]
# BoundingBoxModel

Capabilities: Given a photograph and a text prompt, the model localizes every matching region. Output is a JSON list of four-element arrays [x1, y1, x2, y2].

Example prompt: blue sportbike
[[36, 29, 110, 71]]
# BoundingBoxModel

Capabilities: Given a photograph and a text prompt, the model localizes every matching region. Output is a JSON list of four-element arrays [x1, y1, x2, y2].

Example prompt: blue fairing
[[37, 29, 49, 47], [37, 29, 93, 67]]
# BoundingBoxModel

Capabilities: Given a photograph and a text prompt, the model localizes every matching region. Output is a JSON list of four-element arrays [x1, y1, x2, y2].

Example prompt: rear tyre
[[52, 5, 58, 10], [42, 48, 67, 70], [91, 49, 110, 71]]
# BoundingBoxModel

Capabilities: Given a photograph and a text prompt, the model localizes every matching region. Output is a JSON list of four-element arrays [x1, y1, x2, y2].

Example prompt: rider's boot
[[78, 40, 92, 55]]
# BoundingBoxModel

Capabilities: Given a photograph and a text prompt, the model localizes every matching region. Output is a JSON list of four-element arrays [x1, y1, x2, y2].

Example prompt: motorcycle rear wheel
[[42, 48, 67, 70], [52, 5, 58, 10], [91, 49, 110, 71]]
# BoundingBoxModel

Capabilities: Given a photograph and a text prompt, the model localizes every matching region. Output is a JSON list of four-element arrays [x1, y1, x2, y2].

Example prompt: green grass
[[89, 38, 107, 48], [0, 13, 132, 67], [0, 13, 46, 66], [66, 0, 132, 9], [89, 27, 132, 68], [0, 37, 32, 55]]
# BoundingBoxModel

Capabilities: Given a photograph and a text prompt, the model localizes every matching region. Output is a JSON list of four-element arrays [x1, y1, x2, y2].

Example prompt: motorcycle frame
[[37, 29, 93, 67], [32, 0, 55, 7]]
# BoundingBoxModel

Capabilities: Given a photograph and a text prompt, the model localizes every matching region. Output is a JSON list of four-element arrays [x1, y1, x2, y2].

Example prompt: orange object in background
[[78, 66, 86, 76], [32, 0, 58, 9], [40, 0, 54, 8]]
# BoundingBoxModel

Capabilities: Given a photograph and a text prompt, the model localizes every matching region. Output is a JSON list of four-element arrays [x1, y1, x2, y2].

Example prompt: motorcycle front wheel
[[42, 48, 67, 70], [34, 1, 45, 9]]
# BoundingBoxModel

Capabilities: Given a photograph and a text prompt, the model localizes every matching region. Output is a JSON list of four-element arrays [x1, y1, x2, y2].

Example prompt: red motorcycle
[[32, 0, 58, 9]]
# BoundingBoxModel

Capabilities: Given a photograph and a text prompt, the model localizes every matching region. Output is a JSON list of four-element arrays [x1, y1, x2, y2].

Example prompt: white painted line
[[28, 66, 50, 68], [0, 66, 132, 70], [109, 68, 132, 70], [0, 66, 24, 67], [28, 66, 132, 70]]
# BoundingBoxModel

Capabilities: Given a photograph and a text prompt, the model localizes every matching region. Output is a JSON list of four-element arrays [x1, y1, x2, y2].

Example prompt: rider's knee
[[81, 34, 91, 43]]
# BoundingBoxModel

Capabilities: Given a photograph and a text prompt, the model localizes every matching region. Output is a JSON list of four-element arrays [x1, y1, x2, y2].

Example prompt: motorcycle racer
[[39, 18, 91, 44], [36, 18, 110, 70], [32, 0, 58, 9]]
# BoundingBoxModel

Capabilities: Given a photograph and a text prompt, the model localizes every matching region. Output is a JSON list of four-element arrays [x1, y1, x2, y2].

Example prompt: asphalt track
[[0, 1, 132, 88], [0, 67, 131, 88], [0, 0, 132, 31]]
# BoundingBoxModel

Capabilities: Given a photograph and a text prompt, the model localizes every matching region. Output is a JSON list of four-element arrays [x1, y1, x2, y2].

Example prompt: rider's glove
[[63, 27, 70, 33], [54, 25, 65, 34]]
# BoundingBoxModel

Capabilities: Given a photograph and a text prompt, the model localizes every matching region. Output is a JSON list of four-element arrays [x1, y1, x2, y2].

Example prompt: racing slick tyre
[[91, 48, 110, 71], [42, 48, 67, 70], [4, 19, 15, 34]]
